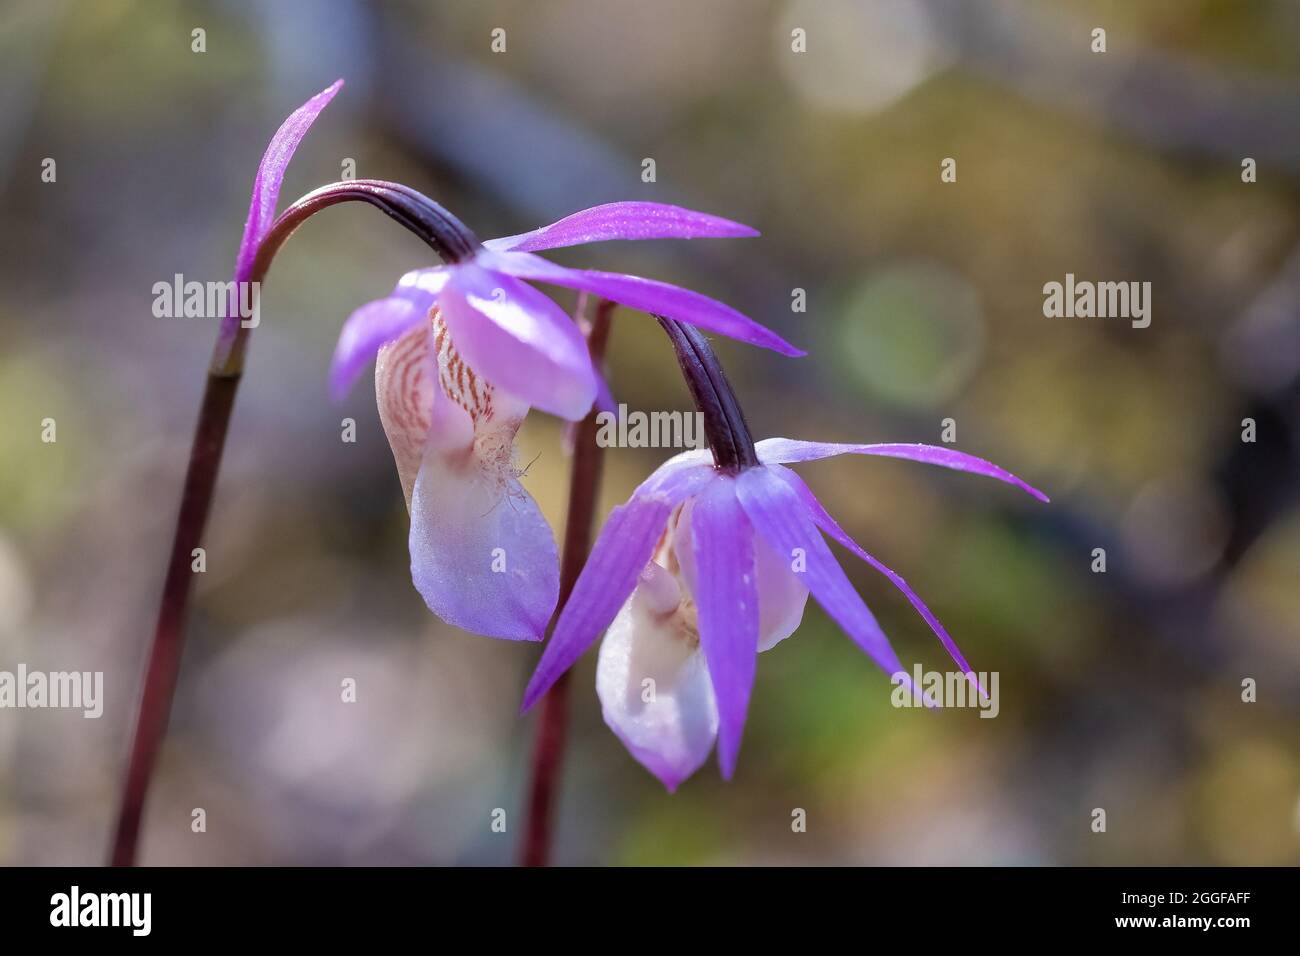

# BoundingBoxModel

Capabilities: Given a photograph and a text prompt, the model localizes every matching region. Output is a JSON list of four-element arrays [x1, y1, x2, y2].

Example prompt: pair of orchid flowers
[[238, 81, 1046, 790]]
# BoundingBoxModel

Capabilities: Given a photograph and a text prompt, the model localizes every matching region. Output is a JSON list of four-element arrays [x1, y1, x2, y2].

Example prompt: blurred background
[[1, 0, 1298, 865]]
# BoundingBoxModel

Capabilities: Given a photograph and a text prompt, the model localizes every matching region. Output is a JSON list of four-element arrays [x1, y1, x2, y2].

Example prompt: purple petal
[[390, 267, 454, 309], [522, 499, 672, 707], [213, 81, 341, 373], [755, 439, 1049, 502], [735, 467, 905, 679], [689, 478, 759, 779], [409, 445, 559, 642], [439, 263, 597, 420], [521, 464, 718, 712], [330, 298, 422, 401], [639, 453, 717, 497], [560, 366, 616, 455], [483, 201, 758, 253], [772, 466, 986, 697], [483, 250, 804, 357], [329, 268, 451, 401], [673, 490, 809, 657], [593, 364, 616, 415], [229, 80, 343, 302]]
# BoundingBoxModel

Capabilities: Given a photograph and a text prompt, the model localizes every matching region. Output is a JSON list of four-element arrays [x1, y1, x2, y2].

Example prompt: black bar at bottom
[[0, 866, 1288, 941]]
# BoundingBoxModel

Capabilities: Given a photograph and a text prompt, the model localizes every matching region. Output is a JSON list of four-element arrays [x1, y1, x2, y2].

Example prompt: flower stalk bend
[[110, 180, 467, 867], [212, 180, 479, 376]]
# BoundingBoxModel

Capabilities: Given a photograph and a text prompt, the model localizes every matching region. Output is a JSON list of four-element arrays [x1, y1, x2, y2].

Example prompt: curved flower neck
[[268, 179, 480, 264], [212, 179, 481, 376], [655, 316, 759, 472]]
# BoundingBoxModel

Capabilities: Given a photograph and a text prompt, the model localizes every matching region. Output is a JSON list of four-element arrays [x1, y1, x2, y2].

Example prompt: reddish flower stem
[[108, 372, 236, 867], [109, 181, 460, 866], [520, 300, 614, 867]]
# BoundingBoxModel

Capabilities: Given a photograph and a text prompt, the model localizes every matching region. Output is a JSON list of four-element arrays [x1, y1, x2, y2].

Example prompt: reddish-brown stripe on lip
[[384, 322, 428, 435], [377, 306, 522, 504], [375, 309, 440, 504], [433, 311, 496, 425]]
